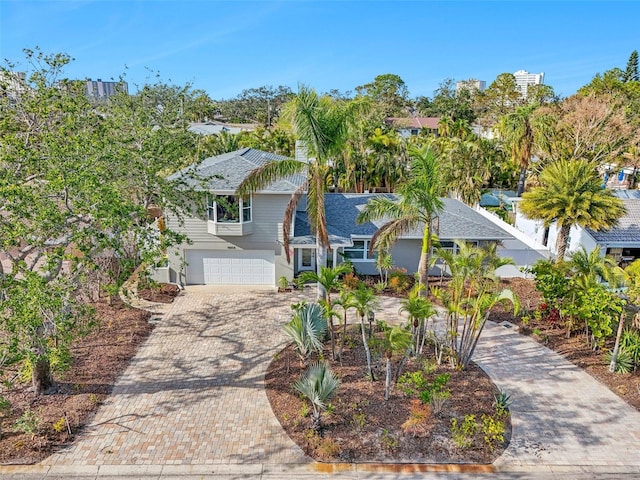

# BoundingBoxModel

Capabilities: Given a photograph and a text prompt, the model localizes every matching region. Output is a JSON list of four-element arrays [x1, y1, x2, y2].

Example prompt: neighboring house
[[384, 117, 439, 137], [188, 121, 256, 136], [480, 190, 518, 211], [162, 149, 543, 288], [600, 163, 637, 190], [163, 148, 305, 286], [512, 190, 640, 265]]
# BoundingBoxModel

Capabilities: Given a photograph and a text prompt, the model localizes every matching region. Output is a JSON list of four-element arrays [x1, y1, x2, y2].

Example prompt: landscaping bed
[[492, 277, 640, 411], [137, 282, 181, 303], [266, 331, 510, 463], [0, 299, 153, 465]]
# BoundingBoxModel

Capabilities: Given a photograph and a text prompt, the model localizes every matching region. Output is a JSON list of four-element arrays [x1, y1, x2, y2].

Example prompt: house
[[600, 163, 637, 190], [188, 121, 256, 136], [291, 193, 520, 277], [162, 149, 542, 288], [512, 190, 640, 265], [163, 148, 305, 286], [384, 117, 439, 137]]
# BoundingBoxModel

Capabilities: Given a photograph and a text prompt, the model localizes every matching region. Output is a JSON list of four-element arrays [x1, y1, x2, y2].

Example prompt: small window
[[342, 240, 376, 261], [242, 196, 251, 222]]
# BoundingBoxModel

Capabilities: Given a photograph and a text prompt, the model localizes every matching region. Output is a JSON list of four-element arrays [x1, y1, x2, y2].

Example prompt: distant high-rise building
[[85, 78, 128, 99], [513, 70, 544, 99], [0, 71, 27, 100], [455, 79, 486, 94]]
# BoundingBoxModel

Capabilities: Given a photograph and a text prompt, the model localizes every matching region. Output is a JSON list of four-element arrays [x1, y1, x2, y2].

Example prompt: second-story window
[[208, 195, 251, 223]]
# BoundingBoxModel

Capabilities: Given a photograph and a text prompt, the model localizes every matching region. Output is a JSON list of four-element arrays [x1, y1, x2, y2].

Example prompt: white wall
[[513, 211, 599, 261]]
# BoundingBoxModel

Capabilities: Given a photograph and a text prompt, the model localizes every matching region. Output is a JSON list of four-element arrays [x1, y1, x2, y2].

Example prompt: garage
[[185, 250, 275, 285]]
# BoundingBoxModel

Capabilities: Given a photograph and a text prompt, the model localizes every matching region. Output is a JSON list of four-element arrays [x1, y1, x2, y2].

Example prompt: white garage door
[[185, 250, 274, 285]]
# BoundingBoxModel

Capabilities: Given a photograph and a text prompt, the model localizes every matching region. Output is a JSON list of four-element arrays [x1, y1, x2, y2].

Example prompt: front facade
[[291, 194, 517, 277], [164, 148, 304, 287], [164, 149, 532, 288]]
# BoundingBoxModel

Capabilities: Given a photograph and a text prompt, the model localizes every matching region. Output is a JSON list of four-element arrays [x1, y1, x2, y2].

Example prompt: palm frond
[[294, 361, 340, 412], [371, 216, 420, 254], [283, 303, 328, 359]]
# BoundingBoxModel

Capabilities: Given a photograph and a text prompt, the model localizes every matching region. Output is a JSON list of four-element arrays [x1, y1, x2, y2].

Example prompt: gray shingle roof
[[586, 199, 640, 244], [292, 193, 513, 245], [168, 148, 306, 193]]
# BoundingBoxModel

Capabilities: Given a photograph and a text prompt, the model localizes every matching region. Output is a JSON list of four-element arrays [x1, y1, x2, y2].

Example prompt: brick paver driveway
[[48, 287, 313, 466]]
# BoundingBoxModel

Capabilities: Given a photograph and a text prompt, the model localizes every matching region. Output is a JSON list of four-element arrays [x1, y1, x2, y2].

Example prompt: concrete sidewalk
[[1, 286, 639, 479]]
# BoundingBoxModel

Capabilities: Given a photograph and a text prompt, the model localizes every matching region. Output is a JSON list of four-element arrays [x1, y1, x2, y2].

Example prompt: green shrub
[[418, 373, 450, 404], [620, 328, 640, 369], [14, 408, 40, 438], [388, 268, 413, 294], [605, 349, 634, 374], [380, 428, 399, 452], [451, 414, 478, 449], [481, 414, 505, 451]]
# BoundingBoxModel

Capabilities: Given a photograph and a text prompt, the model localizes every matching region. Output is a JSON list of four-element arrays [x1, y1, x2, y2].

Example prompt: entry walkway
[[1, 286, 639, 479]]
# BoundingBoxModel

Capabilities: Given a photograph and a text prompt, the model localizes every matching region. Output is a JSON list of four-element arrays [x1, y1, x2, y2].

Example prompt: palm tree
[[375, 249, 393, 284], [399, 284, 437, 355], [433, 241, 518, 370], [300, 264, 353, 359], [519, 159, 626, 261], [294, 362, 340, 432], [351, 282, 379, 380], [333, 288, 357, 362], [237, 85, 350, 299], [381, 326, 412, 400], [357, 145, 444, 293], [569, 246, 622, 289], [438, 116, 454, 138], [438, 135, 490, 205], [495, 104, 551, 196]]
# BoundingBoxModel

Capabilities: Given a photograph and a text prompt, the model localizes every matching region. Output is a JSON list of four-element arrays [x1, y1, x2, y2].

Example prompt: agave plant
[[283, 303, 327, 366], [294, 362, 340, 431]]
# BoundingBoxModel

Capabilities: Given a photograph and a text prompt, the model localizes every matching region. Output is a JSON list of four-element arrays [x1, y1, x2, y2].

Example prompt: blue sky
[[0, 1, 638, 100]]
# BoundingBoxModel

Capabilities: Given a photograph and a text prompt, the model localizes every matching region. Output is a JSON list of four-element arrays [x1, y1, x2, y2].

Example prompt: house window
[[435, 241, 479, 255], [342, 240, 377, 261], [242, 196, 251, 222], [438, 241, 456, 253], [208, 195, 251, 223]]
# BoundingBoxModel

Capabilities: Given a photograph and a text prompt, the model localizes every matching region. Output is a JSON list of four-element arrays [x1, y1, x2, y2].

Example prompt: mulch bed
[[0, 299, 153, 465], [2, 277, 637, 465], [266, 331, 510, 463], [137, 283, 181, 303]]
